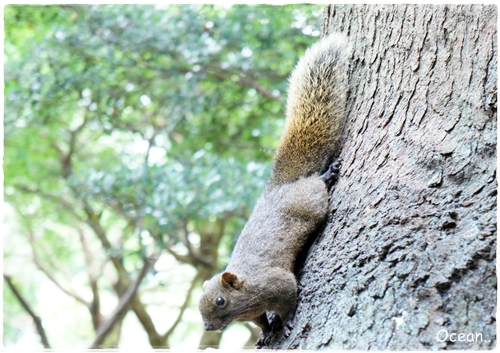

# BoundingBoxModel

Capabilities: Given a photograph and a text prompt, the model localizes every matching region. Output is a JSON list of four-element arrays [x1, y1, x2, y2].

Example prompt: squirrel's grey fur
[[198, 33, 350, 346]]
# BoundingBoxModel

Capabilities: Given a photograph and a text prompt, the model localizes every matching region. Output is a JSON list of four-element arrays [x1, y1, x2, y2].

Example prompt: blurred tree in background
[[3, 4, 323, 349]]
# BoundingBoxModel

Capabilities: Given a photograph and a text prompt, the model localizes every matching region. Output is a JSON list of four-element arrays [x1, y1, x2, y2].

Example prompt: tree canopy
[[3, 4, 323, 349]]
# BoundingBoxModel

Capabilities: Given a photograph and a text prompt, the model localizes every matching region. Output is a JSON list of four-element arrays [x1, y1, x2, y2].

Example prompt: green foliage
[[3, 4, 323, 348]]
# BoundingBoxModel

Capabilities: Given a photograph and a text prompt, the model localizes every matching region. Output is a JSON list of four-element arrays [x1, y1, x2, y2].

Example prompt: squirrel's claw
[[255, 335, 265, 349], [283, 320, 294, 337], [255, 332, 271, 349], [255, 315, 294, 348], [321, 157, 342, 189]]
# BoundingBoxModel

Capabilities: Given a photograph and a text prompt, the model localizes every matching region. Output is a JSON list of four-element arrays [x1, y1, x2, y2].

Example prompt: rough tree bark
[[269, 4, 497, 350]]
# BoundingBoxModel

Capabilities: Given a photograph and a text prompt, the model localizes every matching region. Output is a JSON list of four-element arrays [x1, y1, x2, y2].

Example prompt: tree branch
[[131, 296, 164, 347], [161, 272, 200, 341], [77, 226, 100, 281], [180, 218, 195, 259], [51, 110, 89, 178], [81, 200, 127, 275], [161, 227, 217, 270], [106, 199, 140, 224], [163, 239, 215, 270], [238, 74, 282, 102], [77, 226, 103, 330], [3, 274, 51, 349], [30, 246, 90, 307], [206, 65, 283, 103], [90, 258, 153, 348], [16, 185, 84, 221], [16, 216, 91, 308], [163, 244, 192, 264], [24, 183, 128, 282]]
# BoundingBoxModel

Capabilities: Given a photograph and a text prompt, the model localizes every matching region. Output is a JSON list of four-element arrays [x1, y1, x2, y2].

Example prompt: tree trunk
[[270, 4, 497, 350]]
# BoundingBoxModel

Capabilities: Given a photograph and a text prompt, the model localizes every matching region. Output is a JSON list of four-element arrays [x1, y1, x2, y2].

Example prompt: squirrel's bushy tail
[[270, 34, 350, 185]]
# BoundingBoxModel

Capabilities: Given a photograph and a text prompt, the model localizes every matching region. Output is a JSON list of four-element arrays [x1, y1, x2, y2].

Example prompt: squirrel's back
[[270, 34, 349, 185]]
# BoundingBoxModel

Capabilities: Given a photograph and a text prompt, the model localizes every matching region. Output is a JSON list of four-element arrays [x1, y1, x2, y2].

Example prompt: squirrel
[[198, 33, 349, 347]]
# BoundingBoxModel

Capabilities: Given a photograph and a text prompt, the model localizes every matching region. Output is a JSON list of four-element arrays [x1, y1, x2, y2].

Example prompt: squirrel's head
[[198, 271, 248, 332]]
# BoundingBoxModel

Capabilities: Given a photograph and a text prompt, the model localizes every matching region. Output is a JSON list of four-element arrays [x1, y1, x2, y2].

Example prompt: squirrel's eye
[[215, 297, 226, 307]]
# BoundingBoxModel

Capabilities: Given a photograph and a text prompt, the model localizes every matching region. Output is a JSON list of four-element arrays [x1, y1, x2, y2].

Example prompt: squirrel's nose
[[204, 322, 214, 331]]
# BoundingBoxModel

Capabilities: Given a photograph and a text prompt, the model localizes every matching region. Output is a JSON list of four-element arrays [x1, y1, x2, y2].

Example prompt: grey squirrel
[[198, 33, 349, 346]]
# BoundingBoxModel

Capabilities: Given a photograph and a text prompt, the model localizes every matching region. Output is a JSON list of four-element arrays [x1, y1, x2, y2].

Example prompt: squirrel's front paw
[[255, 335, 264, 348], [255, 333, 270, 349], [321, 157, 342, 189], [283, 320, 294, 337]]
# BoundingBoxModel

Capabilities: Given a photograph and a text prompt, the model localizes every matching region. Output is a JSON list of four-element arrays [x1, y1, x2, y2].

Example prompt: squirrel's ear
[[202, 280, 209, 291], [220, 272, 243, 289]]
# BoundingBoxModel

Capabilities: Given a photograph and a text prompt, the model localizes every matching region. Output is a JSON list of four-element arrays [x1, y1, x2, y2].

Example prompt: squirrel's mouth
[[204, 321, 227, 332]]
